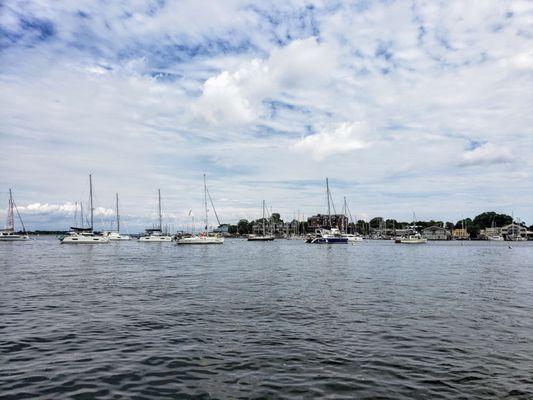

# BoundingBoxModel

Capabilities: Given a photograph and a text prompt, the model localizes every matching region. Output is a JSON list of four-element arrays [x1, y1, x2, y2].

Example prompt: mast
[[326, 178, 331, 228], [204, 174, 208, 232], [343, 196, 348, 233], [262, 200, 266, 236], [89, 174, 94, 230], [80, 202, 84, 228], [6, 189, 14, 231], [116, 193, 120, 232], [158, 189, 162, 231]]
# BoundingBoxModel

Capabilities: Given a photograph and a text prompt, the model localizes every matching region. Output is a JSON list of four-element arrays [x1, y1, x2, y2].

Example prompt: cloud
[[293, 122, 372, 161], [0, 0, 532, 228], [459, 143, 514, 166]]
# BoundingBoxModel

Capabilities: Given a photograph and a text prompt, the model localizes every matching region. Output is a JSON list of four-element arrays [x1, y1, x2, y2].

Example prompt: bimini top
[[70, 226, 93, 232]]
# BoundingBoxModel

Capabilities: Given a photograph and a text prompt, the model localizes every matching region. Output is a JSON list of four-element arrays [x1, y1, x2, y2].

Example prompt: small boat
[[399, 233, 427, 244], [310, 228, 348, 244], [176, 175, 224, 245], [247, 200, 275, 241], [345, 233, 363, 242], [139, 189, 173, 242], [60, 175, 109, 244], [102, 193, 131, 241], [0, 189, 29, 241]]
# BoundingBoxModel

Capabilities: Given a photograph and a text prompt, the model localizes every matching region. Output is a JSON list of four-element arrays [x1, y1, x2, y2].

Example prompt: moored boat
[[176, 174, 224, 245], [139, 189, 173, 242], [0, 189, 29, 241]]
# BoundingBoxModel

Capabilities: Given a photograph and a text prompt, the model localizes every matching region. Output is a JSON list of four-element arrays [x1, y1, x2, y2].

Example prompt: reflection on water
[[1, 238, 533, 399]]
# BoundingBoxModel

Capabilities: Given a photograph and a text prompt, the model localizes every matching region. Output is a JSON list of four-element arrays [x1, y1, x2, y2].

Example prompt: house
[[422, 226, 449, 240], [307, 214, 348, 230], [501, 224, 528, 240], [452, 228, 469, 240]]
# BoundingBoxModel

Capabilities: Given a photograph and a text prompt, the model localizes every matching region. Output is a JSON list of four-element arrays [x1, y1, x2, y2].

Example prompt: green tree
[[228, 225, 237, 235], [473, 212, 512, 228], [237, 219, 250, 235], [369, 217, 383, 229]]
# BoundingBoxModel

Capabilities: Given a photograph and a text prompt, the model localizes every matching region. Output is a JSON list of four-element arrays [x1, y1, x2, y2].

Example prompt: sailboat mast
[[343, 196, 347, 233], [204, 174, 208, 232], [6, 189, 14, 231], [262, 200, 266, 236], [89, 174, 94, 230], [116, 193, 120, 232], [326, 178, 331, 227], [158, 189, 162, 231]]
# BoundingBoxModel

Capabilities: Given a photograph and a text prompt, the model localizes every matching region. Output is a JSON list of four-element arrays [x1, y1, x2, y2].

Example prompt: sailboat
[[309, 178, 348, 244], [176, 174, 224, 244], [0, 189, 29, 241], [139, 189, 173, 242], [342, 196, 363, 243], [102, 193, 131, 241], [60, 175, 109, 244], [486, 218, 503, 241], [399, 212, 427, 244], [247, 200, 275, 241]]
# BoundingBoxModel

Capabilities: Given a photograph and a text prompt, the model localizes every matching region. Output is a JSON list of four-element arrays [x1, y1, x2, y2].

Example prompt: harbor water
[[2, 238, 533, 399]]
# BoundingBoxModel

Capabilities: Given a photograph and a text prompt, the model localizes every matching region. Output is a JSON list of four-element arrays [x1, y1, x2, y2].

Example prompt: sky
[[1, 0, 532, 232]]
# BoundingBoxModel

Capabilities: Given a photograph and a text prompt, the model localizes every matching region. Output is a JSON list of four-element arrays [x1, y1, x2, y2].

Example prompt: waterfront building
[[452, 228, 469, 240], [307, 214, 348, 230], [422, 226, 449, 240], [501, 224, 528, 240]]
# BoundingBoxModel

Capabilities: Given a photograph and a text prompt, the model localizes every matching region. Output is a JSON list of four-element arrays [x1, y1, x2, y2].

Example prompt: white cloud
[[459, 143, 514, 166], [293, 122, 372, 161]]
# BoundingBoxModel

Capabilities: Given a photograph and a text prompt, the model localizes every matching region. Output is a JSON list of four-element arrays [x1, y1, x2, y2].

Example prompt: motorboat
[[345, 233, 363, 242], [0, 189, 29, 241], [310, 228, 348, 244], [399, 233, 427, 244]]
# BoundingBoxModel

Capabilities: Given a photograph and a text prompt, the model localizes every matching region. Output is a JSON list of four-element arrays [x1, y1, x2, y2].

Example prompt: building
[[501, 224, 528, 240], [452, 228, 469, 240], [307, 214, 348, 230], [479, 227, 501, 240], [422, 226, 449, 240], [212, 224, 230, 237]]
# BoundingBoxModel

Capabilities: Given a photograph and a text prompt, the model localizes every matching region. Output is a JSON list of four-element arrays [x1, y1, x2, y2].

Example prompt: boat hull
[[60, 237, 109, 244], [176, 237, 224, 245], [247, 236, 275, 241], [311, 237, 348, 244], [0, 235, 29, 241], [399, 238, 428, 244], [139, 236, 173, 242]]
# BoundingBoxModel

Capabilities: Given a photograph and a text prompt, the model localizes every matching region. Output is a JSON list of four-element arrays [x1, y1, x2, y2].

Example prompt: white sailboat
[[0, 189, 29, 241], [102, 193, 131, 241], [176, 174, 224, 244], [342, 196, 363, 242], [139, 189, 173, 242], [399, 213, 427, 244], [60, 175, 109, 244], [247, 200, 275, 241], [487, 218, 504, 241]]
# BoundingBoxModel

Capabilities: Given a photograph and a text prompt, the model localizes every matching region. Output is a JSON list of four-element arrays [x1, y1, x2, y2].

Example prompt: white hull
[[176, 236, 224, 245], [400, 238, 428, 244], [487, 236, 504, 241], [60, 235, 109, 244], [139, 235, 173, 242], [103, 231, 132, 241], [346, 234, 363, 242], [0, 234, 29, 241]]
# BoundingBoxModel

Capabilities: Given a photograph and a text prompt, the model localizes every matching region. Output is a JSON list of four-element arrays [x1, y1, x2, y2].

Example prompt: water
[[2, 238, 533, 399]]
